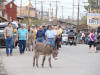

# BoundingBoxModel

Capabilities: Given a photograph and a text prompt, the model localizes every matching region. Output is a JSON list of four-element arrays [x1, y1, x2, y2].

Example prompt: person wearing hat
[[17, 23, 28, 54], [4, 22, 14, 56]]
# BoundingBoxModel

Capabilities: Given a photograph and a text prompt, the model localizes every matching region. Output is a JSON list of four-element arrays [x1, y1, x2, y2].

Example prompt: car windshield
[[0, 27, 4, 30]]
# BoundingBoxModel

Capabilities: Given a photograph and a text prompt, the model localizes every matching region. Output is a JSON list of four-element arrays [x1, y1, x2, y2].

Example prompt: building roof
[[0, 16, 8, 21], [4, 1, 17, 6]]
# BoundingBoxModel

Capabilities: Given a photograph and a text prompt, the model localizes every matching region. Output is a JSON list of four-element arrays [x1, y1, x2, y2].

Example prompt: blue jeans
[[37, 37, 44, 43], [46, 38, 56, 46], [18, 40, 26, 54], [6, 37, 13, 55]]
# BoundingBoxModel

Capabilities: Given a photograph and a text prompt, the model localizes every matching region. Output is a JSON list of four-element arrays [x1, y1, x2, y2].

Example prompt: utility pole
[[35, 0, 36, 9], [56, 0, 58, 21], [77, 0, 80, 26], [49, 1, 52, 21], [20, 0, 22, 17], [49, 0, 60, 24], [35, 0, 37, 18], [28, 0, 31, 25], [97, 0, 99, 13], [52, 8, 54, 20], [48, 8, 49, 20], [62, 6, 64, 19], [72, 0, 74, 20], [41, 0, 43, 20], [1, 0, 4, 17]]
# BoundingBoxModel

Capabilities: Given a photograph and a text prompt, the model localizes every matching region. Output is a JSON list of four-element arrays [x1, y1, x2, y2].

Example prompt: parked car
[[0, 22, 18, 48]]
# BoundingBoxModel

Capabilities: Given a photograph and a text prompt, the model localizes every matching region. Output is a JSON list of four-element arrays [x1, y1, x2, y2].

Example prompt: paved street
[[1, 44, 100, 75]]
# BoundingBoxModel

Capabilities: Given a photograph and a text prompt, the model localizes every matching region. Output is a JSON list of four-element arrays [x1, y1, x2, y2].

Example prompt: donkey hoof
[[42, 64, 44, 68], [36, 65, 38, 68], [49, 65, 52, 68]]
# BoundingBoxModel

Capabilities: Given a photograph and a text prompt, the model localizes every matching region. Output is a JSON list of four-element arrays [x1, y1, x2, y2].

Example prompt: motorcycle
[[68, 37, 76, 45]]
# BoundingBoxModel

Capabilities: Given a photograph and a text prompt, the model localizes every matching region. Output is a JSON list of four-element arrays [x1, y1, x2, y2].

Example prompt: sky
[[8, 0, 88, 19]]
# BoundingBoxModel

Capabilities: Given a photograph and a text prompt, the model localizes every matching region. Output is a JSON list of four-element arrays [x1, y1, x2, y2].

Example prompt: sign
[[87, 13, 100, 28]]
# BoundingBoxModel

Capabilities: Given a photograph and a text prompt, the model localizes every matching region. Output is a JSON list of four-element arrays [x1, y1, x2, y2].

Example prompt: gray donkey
[[33, 42, 58, 68]]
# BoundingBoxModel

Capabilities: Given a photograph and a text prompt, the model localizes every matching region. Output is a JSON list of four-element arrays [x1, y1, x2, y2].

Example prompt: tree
[[80, 16, 87, 25], [84, 0, 99, 12], [0, 0, 6, 4]]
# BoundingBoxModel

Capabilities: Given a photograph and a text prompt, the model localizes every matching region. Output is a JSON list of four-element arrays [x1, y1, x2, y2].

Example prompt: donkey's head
[[52, 46, 58, 60]]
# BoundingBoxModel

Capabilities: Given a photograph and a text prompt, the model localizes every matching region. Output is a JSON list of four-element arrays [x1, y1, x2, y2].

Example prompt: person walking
[[81, 31, 85, 44], [36, 26, 45, 43], [13, 27, 17, 47], [56, 26, 62, 49], [88, 30, 96, 53], [4, 22, 14, 56], [17, 24, 28, 54], [45, 25, 57, 46]]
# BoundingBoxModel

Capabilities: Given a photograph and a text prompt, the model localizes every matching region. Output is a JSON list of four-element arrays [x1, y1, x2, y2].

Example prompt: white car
[[62, 30, 68, 45]]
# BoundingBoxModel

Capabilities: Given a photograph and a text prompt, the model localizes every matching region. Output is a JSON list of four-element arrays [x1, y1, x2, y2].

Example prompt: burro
[[33, 42, 58, 68]]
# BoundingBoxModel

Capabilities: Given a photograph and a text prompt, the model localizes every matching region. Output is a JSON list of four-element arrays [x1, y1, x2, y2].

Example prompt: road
[[1, 44, 100, 75]]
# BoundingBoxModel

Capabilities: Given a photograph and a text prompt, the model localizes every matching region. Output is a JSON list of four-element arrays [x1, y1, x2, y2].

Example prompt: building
[[37, 10, 49, 20], [5, 1, 17, 21], [0, 4, 8, 22], [17, 2, 37, 18]]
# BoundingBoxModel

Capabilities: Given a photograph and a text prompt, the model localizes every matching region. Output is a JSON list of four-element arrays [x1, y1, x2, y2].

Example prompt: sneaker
[[7, 54, 9, 56], [10, 54, 12, 56]]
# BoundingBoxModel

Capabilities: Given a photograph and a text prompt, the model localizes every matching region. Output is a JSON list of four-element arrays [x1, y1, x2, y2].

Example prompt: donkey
[[33, 42, 58, 68]]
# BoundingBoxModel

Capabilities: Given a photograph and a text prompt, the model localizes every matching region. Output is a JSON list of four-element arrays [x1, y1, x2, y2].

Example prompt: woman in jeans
[[88, 30, 96, 53]]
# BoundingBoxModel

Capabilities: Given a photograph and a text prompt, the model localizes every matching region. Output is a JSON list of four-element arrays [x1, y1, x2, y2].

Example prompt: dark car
[[0, 22, 18, 48]]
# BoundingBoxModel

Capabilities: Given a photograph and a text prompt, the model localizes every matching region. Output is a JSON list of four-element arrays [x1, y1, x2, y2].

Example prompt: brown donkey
[[33, 42, 58, 68]]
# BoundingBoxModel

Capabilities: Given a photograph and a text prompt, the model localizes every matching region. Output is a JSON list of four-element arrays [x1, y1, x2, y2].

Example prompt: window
[[10, 4, 12, 8]]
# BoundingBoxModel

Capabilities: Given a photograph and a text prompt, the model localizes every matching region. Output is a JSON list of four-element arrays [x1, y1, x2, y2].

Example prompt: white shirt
[[45, 30, 56, 38]]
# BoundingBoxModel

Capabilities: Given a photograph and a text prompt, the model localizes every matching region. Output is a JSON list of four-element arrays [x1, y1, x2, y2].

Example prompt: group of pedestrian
[[36, 25, 62, 49], [4, 23, 28, 56], [4, 21, 99, 56], [4, 22, 63, 56]]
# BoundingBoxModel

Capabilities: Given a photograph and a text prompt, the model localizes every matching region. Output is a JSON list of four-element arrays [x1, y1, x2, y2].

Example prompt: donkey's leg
[[48, 55, 52, 68], [36, 54, 39, 68], [42, 56, 46, 67], [33, 54, 36, 67]]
